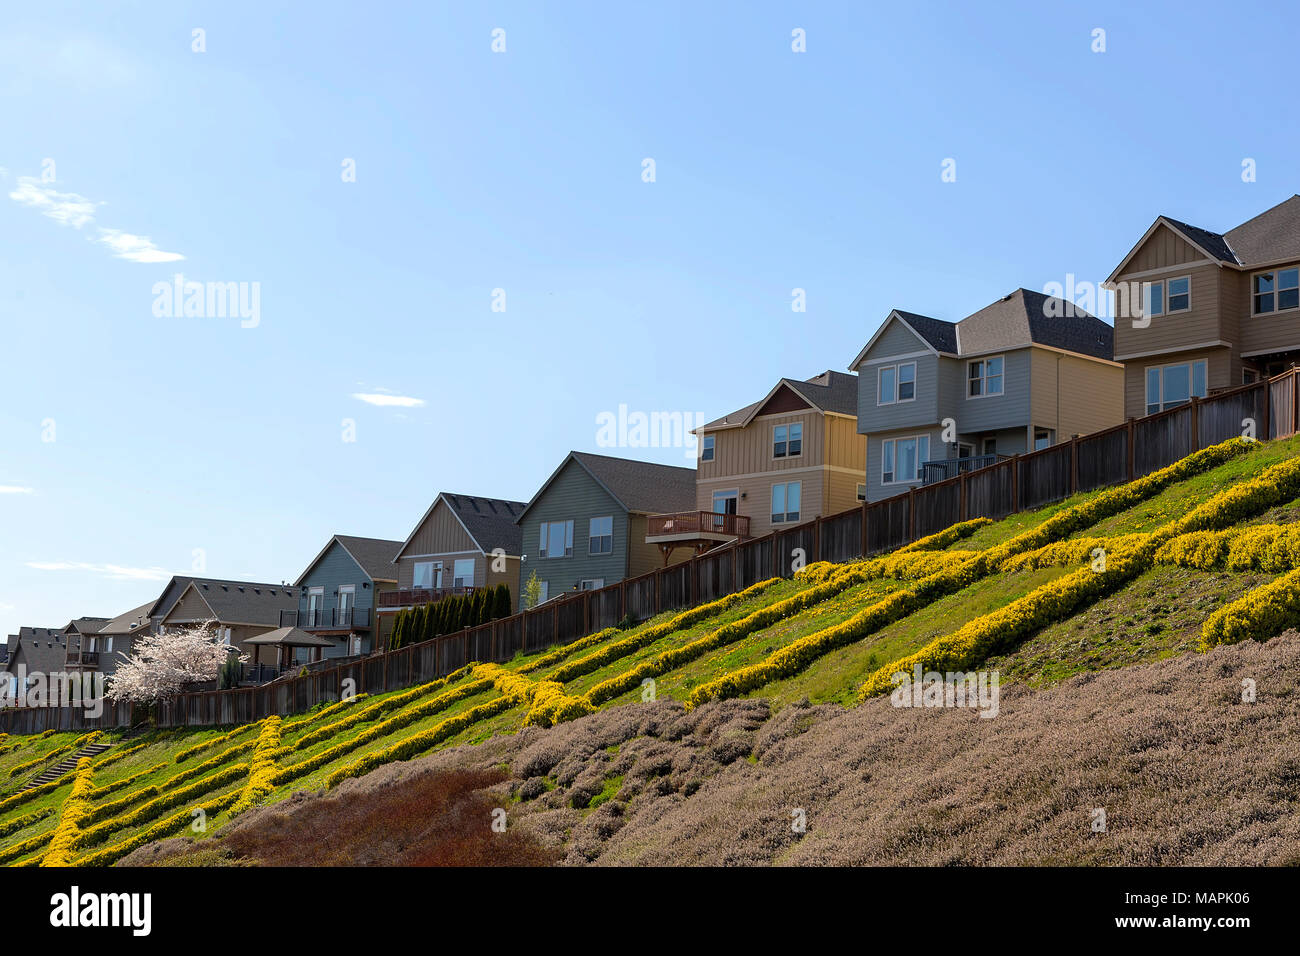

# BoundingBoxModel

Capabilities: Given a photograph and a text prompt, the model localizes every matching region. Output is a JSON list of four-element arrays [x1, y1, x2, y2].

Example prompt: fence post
[[907, 487, 916, 539], [1070, 437, 1078, 493], [959, 472, 967, 521], [1126, 418, 1135, 480], [1190, 395, 1201, 451], [860, 501, 869, 557], [1011, 456, 1020, 512], [813, 516, 821, 563], [772, 534, 780, 578], [620, 580, 627, 619]]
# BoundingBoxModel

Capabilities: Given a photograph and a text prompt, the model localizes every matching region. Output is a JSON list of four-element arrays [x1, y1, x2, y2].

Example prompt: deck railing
[[646, 511, 751, 539]]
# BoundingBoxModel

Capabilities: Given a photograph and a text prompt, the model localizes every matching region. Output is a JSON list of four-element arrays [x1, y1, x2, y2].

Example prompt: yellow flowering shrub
[[229, 717, 283, 816], [1201, 567, 1300, 649], [0, 806, 54, 841], [518, 627, 623, 674], [896, 517, 992, 553], [75, 790, 243, 868], [1156, 524, 1300, 573], [39, 757, 94, 867]]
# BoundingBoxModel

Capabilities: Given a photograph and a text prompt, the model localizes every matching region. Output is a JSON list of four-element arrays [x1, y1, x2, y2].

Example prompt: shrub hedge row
[[39, 757, 95, 867]]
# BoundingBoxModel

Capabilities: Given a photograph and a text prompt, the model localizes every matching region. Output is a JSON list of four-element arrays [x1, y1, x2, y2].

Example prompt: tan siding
[[823, 415, 866, 473], [1123, 347, 1233, 419], [696, 468, 826, 539], [396, 549, 480, 589], [161, 587, 213, 623], [697, 410, 824, 482], [1112, 262, 1225, 361], [1238, 258, 1300, 358], [627, 514, 691, 578], [401, 500, 478, 558], [1127, 224, 1206, 272]]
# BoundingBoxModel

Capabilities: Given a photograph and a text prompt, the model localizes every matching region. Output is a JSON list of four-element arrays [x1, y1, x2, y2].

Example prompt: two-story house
[[380, 493, 526, 638], [288, 534, 403, 659], [1105, 195, 1300, 420], [516, 451, 695, 606], [660, 371, 865, 551], [849, 289, 1124, 502], [158, 577, 299, 669], [3, 627, 68, 700], [65, 603, 152, 680]]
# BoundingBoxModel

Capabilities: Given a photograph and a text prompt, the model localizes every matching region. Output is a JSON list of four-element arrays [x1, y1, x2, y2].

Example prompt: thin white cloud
[[352, 392, 426, 408], [8, 176, 184, 263], [0, 485, 34, 495], [96, 228, 185, 263], [9, 178, 99, 228], [26, 561, 173, 582]]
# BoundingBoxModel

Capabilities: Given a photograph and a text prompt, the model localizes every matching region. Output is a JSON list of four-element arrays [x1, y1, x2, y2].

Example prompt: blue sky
[[1, 0, 1295, 638]]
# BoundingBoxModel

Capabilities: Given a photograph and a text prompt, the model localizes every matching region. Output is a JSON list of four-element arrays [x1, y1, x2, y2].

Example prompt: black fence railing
[[279, 607, 372, 629]]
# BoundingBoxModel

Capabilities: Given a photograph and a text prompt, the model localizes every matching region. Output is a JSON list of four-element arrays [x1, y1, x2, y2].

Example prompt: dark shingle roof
[[332, 535, 404, 582], [568, 452, 696, 515], [167, 579, 298, 626], [6, 627, 68, 675], [1161, 216, 1239, 264], [97, 601, 155, 636], [1224, 195, 1300, 266], [63, 616, 110, 637], [439, 495, 526, 556], [704, 370, 860, 429], [894, 310, 959, 353], [958, 289, 1113, 361]]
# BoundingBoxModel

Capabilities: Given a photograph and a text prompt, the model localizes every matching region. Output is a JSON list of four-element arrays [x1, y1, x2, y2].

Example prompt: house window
[[773, 423, 803, 458], [452, 559, 475, 588], [771, 481, 802, 523], [700, 434, 715, 462], [856, 483, 866, 502], [412, 562, 437, 590], [588, 516, 614, 554], [579, 579, 605, 590], [1146, 360, 1207, 414], [1145, 281, 1164, 318], [1034, 428, 1054, 451], [1144, 276, 1190, 316], [967, 357, 1004, 397], [877, 362, 917, 405], [1254, 268, 1300, 314], [104, 637, 113, 653], [982, 438, 997, 456], [882, 435, 930, 484], [1244, 368, 1258, 385], [540, 520, 574, 559], [1167, 276, 1190, 312]]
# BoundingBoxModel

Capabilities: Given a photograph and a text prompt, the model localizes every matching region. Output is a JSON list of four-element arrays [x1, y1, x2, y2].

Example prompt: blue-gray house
[[288, 534, 403, 660], [849, 289, 1125, 503]]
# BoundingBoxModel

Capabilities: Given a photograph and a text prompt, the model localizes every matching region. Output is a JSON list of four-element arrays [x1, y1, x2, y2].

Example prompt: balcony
[[66, 649, 100, 668], [279, 607, 373, 630], [921, 453, 1010, 485], [646, 511, 751, 542], [376, 586, 476, 610]]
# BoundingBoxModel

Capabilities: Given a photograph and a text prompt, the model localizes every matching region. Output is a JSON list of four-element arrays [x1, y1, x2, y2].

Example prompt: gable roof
[[62, 616, 110, 637], [97, 601, 155, 637], [959, 289, 1114, 361], [295, 534, 404, 586], [702, 370, 860, 430], [849, 310, 958, 370], [1224, 195, 1300, 266], [1107, 196, 1300, 282], [4, 627, 68, 675], [393, 494, 527, 561], [517, 451, 696, 522], [145, 576, 196, 621], [162, 578, 298, 627]]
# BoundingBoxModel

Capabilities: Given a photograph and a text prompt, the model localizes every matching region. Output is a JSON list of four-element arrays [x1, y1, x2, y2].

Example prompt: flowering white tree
[[106, 620, 247, 704]]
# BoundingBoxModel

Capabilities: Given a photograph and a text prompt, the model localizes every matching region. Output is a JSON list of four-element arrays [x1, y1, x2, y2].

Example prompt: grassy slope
[[3, 435, 1297, 863]]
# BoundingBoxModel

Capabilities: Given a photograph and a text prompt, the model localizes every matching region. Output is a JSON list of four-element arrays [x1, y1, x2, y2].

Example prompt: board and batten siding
[[696, 408, 825, 481]]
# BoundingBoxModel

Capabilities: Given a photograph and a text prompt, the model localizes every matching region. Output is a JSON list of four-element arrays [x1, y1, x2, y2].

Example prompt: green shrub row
[[76, 790, 242, 868], [389, 584, 514, 650], [73, 763, 249, 850]]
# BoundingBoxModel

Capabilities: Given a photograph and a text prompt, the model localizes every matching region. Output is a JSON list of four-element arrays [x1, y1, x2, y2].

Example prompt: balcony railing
[[279, 607, 372, 629], [66, 650, 100, 667], [646, 511, 751, 540], [921, 453, 1010, 485], [377, 586, 476, 609]]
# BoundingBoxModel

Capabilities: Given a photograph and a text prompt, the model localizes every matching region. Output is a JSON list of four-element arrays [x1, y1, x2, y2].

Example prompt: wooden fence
[[3, 370, 1295, 733]]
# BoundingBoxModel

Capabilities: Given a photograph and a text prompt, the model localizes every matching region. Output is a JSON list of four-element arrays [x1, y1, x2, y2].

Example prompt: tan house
[[1105, 195, 1300, 420], [158, 578, 299, 669], [651, 371, 865, 549], [380, 493, 525, 641]]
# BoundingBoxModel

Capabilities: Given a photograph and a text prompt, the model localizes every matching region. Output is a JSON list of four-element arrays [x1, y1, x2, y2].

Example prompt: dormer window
[[1254, 268, 1299, 314]]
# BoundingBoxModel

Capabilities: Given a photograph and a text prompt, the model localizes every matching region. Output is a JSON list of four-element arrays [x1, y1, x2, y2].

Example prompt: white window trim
[[1145, 359, 1208, 414], [966, 355, 1005, 400], [588, 515, 614, 555], [876, 361, 917, 406], [770, 480, 803, 525], [1251, 266, 1300, 317], [1164, 274, 1191, 314], [772, 422, 804, 460], [880, 434, 931, 486], [540, 520, 574, 560], [451, 559, 475, 588]]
